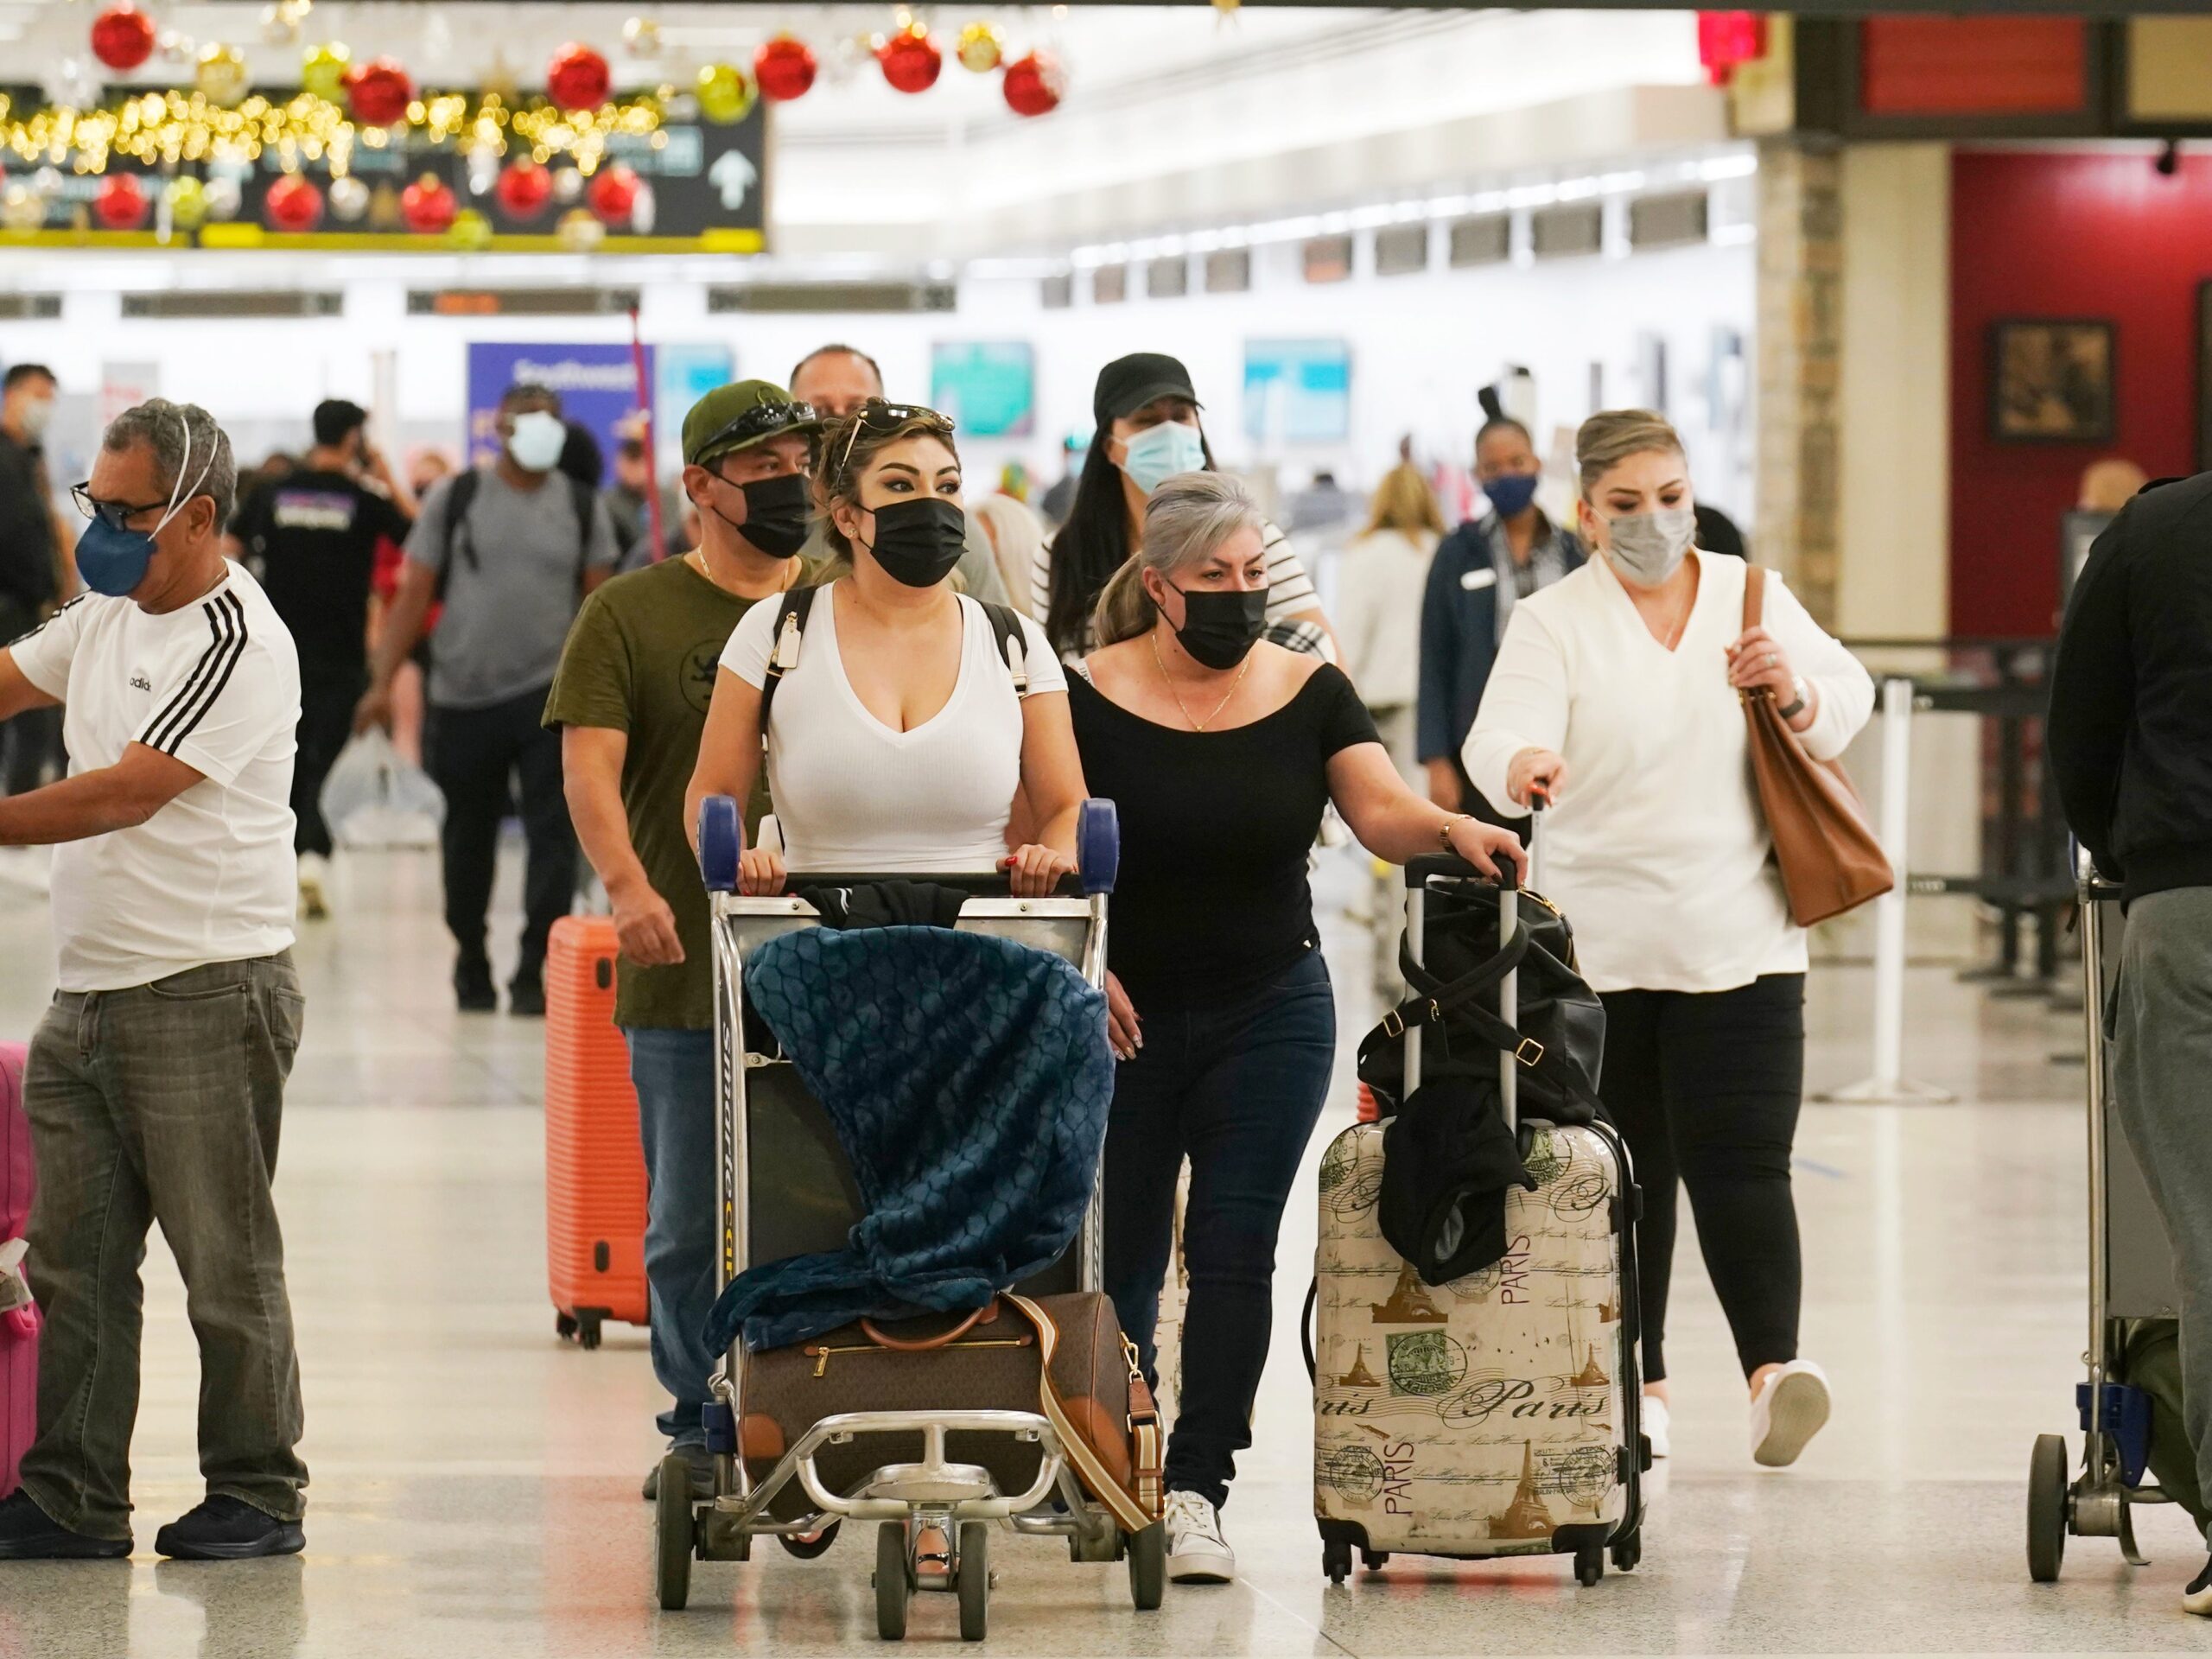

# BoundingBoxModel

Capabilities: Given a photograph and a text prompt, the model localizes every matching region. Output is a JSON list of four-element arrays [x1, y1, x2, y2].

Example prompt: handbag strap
[[857, 1300, 996, 1351], [1354, 926, 1530, 1081], [1744, 562, 1765, 632], [1004, 1293, 1160, 1531]]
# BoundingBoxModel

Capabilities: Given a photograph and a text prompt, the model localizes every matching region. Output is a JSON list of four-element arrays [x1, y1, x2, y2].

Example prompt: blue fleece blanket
[[705, 924, 1115, 1353]]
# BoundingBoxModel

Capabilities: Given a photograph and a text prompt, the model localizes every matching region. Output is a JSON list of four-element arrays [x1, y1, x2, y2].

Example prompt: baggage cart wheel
[[2028, 1433, 2069, 1583], [779, 1520, 841, 1559], [1360, 1548, 1389, 1572], [957, 1522, 990, 1642], [1127, 1522, 1166, 1611], [875, 1521, 912, 1641], [653, 1454, 694, 1611], [1322, 1535, 1353, 1586], [1574, 1546, 1605, 1587], [1078, 798, 1120, 895], [698, 795, 742, 893]]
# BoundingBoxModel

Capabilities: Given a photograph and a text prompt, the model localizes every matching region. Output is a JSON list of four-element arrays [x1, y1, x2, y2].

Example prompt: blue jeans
[[1102, 951, 1336, 1510], [624, 1027, 717, 1446]]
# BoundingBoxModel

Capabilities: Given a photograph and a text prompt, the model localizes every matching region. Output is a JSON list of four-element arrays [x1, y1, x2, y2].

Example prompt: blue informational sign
[[465, 341, 654, 487], [1243, 338, 1352, 444], [931, 342, 1036, 439], [655, 341, 736, 464]]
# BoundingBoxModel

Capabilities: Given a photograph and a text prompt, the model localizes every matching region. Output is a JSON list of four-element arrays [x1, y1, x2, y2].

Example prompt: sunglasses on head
[[693, 398, 818, 465], [836, 399, 956, 473]]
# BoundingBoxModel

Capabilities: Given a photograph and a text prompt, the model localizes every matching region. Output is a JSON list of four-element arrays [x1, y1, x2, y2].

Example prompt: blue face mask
[[78, 414, 211, 598], [1484, 472, 1540, 518], [1120, 420, 1206, 497]]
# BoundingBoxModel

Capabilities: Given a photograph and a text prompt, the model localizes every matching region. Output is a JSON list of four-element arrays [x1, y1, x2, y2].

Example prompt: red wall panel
[[1949, 150, 2212, 636], [1862, 18, 2088, 118]]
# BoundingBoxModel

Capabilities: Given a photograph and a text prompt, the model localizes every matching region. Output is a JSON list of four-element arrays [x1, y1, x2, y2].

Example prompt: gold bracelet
[[1438, 813, 1470, 851]]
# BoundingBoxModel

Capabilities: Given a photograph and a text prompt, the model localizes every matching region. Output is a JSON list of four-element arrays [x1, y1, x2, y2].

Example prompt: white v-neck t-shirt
[[10, 565, 302, 991], [1462, 550, 1874, 995], [720, 582, 1065, 874]]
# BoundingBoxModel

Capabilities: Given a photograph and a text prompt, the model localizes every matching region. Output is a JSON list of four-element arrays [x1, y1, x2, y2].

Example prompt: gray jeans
[[19, 954, 308, 1541], [2110, 887, 2212, 1539]]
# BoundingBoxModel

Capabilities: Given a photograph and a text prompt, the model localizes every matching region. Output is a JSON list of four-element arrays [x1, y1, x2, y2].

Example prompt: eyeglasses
[[71, 482, 171, 531], [836, 398, 957, 474], [692, 398, 818, 464]]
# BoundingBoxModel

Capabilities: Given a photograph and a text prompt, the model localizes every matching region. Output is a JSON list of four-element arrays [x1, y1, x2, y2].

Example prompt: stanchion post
[[1817, 676, 1956, 1104]]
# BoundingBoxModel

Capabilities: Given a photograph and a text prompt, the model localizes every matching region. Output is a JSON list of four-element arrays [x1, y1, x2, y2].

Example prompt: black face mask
[[863, 498, 966, 588], [1160, 583, 1268, 671], [714, 470, 809, 559]]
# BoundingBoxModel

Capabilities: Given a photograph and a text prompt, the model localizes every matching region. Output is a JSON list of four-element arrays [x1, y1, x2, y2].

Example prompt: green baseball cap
[[682, 380, 822, 467]]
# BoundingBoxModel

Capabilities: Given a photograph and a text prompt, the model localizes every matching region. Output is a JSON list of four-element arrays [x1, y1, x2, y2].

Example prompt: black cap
[[1092, 353, 1200, 429]]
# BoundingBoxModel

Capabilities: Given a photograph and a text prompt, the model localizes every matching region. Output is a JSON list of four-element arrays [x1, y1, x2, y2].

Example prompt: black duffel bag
[[1354, 865, 1606, 1123]]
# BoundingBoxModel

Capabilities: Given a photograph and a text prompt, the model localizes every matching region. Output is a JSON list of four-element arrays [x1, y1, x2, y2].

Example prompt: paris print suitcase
[[1, 1042, 35, 1497], [544, 916, 651, 1349], [1306, 855, 1647, 1586]]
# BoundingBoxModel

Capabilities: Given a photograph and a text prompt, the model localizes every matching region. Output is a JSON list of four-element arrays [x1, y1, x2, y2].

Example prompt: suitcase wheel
[[779, 1520, 841, 1560], [555, 1312, 577, 1343], [1574, 1545, 1605, 1587], [1322, 1536, 1352, 1585], [1611, 1531, 1641, 1573], [1359, 1548, 1389, 1573]]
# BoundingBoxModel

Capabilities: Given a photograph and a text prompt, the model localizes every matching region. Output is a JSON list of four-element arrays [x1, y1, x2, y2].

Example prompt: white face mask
[[17, 397, 52, 441], [505, 410, 567, 474]]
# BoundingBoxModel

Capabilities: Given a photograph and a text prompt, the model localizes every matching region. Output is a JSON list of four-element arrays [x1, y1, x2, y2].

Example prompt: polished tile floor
[[0, 845, 2201, 1657]]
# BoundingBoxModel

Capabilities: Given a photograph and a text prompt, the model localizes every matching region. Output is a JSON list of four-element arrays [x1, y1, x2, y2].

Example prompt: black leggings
[[1598, 973, 1805, 1383]]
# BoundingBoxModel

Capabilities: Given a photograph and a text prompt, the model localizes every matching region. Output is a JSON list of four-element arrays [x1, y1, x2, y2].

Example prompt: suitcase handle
[[858, 1300, 998, 1352], [1404, 853, 1518, 891]]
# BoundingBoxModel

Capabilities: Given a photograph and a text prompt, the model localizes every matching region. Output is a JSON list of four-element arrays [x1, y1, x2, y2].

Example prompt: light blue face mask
[[505, 410, 567, 474], [76, 413, 212, 598], [1119, 420, 1205, 496]]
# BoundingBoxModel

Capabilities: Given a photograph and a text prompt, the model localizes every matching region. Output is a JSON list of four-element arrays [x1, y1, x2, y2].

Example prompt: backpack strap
[[568, 475, 600, 589], [977, 599, 1032, 696], [758, 583, 818, 755], [432, 470, 483, 602]]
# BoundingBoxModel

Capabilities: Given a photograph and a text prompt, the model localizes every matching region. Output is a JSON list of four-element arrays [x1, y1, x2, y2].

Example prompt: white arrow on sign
[[709, 150, 759, 214]]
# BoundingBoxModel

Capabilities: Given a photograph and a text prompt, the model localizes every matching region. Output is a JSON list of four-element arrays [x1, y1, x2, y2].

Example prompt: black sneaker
[[454, 959, 497, 1014], [154, 1496, 303, 1561], [640, 1443, 715, 1503], [2186, 1555, 2212, 1616], [0, 1490, 131, 1560], [507, 972, 546, 1019]]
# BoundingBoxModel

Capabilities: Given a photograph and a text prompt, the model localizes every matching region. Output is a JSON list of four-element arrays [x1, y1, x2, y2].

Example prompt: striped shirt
[[1032, 516, 1323, 661], [10, 564, 301, 990]]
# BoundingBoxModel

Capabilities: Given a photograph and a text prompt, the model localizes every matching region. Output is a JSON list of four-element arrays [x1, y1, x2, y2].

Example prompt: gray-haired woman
[[1067, 471, 1524, 1586]]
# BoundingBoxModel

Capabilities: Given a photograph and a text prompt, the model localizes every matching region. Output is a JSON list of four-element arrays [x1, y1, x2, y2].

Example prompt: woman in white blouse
[[1464, 409, 1873, 1471], [686, 402, 1087, 896]]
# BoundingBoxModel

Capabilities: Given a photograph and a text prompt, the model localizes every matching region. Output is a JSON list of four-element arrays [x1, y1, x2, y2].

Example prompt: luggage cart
[[2026, 853, 2184, 1581], [656, 794, 1164, 1639]]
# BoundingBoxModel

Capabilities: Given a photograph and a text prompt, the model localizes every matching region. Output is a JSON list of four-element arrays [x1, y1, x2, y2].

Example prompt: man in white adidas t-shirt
[[0, 399, 310, 1563]]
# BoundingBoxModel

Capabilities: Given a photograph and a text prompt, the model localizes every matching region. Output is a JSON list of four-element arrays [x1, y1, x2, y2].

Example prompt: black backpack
[[755, 584, 1032, 753], [432, 468, 600, 601]]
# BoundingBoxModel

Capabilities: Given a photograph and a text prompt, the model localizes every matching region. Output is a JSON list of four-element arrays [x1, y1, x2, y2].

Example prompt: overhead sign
[[467, 343, 653, 487]]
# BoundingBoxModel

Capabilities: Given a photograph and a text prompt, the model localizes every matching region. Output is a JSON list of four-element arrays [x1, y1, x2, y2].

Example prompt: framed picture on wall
[[1990, 318, 2114, 442]]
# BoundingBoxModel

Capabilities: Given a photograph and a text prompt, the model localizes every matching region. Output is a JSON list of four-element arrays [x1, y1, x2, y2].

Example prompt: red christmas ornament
[[94, 173, 149, 230], [1001, 51, 1065, 118], [400, 174, 458, 234], [878, 28, 943, 95], [90, 4, 157, 73], [495, 159, 554, 220], [753, 35, 817, 102], [546, 41, 611, 111], [586, 164, 639, 226], [1695, 11, 1767, 86], [345, 58, 415, 126], [264, 173, 323, 232]]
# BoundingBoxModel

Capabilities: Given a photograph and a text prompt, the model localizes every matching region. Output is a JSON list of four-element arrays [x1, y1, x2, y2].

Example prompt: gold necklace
[[690, 548, 796, 600], [1151, 630, 1252, 731]]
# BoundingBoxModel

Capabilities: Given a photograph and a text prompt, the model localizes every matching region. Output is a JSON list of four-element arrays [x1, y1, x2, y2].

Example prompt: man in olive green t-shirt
[[543, 380, 819, 1497]]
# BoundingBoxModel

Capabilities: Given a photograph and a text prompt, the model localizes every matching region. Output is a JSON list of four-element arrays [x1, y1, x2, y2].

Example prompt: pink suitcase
[[0, 1042, 34, 1498]]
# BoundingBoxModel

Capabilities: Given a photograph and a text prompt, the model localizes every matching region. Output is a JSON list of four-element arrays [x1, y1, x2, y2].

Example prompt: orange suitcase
[[545, 915, 650, 1349]]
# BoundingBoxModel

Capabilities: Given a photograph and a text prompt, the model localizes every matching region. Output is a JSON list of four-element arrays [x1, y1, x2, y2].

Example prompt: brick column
[[1754, 136, 1843, 625]]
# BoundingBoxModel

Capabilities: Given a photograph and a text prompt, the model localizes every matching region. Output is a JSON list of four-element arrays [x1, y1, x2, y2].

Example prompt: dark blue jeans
[[1102, 950, 1335, 1510], [624, 1027, 717, 1446]]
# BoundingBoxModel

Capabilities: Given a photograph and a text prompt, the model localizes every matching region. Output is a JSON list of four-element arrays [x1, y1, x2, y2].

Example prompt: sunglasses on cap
[[693, 397, 819, 463], [835, 398, 957, 473]]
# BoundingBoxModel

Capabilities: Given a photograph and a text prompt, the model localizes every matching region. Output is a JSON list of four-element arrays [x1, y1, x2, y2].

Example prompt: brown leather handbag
[[1738, 566, 1893, 926], [740, 1292, 1161, 1531]]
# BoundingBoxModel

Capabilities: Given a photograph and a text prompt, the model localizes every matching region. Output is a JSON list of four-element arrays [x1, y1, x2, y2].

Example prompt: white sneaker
[[1640, 1394, 1671, 1461], [2183, 1555, 2212, 1616], [297, 852, 330, 920], [1750, 1359, 1831, 1467], [1162, 1490, 1235, 1585]]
